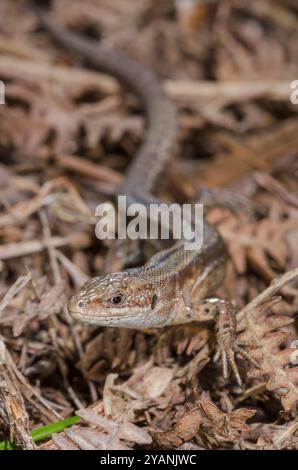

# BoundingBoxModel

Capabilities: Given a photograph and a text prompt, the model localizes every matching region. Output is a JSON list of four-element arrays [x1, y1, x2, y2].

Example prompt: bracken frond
[[238, 268, 298, 410]]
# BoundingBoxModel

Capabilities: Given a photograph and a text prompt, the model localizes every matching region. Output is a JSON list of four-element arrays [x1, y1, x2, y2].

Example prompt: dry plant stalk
[[0, 340, 35, 449]]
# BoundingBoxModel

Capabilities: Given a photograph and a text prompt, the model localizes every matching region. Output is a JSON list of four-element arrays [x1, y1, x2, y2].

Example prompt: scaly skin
[[39, 11, 257, 385], [68, 225, 228, 329]]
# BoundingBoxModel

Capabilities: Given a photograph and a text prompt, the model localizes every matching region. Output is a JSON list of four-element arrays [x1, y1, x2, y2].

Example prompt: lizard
[[36, 10, 257, 386]]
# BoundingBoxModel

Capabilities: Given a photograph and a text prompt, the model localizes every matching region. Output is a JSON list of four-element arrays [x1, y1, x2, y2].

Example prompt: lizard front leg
[[177, 297, 259, 386]]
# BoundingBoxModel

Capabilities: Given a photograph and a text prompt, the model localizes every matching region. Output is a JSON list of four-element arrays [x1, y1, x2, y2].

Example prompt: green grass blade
[[0, 415, 81, 450]]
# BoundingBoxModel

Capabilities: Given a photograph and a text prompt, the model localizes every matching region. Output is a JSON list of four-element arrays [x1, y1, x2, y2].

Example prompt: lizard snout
[[67, 294, 82, 317]]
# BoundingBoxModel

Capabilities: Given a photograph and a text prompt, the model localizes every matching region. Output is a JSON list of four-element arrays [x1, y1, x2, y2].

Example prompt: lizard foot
[[212, 300, 260, 386]]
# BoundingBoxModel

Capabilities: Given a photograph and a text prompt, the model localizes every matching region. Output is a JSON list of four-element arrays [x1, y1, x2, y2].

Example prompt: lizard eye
[[109, 293, 125, 306]]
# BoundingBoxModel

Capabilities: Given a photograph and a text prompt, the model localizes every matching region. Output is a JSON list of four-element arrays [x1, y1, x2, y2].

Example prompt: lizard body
[[68, 224, 227, 329], [38, 12, 255, 384]]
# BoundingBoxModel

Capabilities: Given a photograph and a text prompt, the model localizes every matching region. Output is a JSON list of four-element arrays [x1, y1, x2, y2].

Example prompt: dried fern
[[238, 268, 298, 410]]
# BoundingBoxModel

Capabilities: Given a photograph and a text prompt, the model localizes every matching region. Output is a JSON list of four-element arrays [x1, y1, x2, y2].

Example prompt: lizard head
[[67, 270, 171, 328]]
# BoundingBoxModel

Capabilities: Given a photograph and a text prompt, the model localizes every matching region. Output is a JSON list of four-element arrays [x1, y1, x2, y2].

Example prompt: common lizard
[[38, 11, 257, 386]]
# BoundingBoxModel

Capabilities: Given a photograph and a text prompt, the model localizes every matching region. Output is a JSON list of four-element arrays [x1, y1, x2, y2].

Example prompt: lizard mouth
[[68, 309, 143, 322]]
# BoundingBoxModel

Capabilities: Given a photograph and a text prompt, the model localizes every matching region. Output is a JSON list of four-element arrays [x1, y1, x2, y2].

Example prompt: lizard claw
[[214, 343, 242, 386], [213, 301, 260, 386]]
